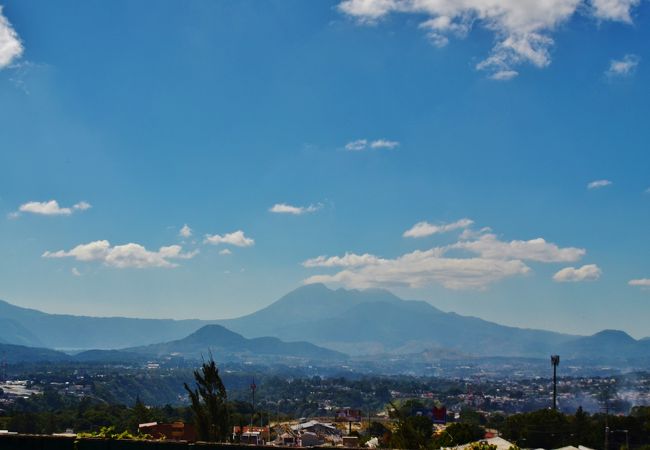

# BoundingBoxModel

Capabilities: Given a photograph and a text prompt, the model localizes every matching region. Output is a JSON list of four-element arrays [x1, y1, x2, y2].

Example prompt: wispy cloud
[[345, 138, 400, 151], [587, 179, 612, 190], [403, 218, 473, 238], [219, 248, 232, 255], [370, 139, 400, 149], [303, 252, 382, 268], [337, 0, 640, 79], [0, 6, 23, 69], [606, 54, 640, 77], [43, 240, 198, 269], [490, 70, 519, 81], [553, 264, 602, 282], [270, 203, 322, 215], [204, 230, 254, 247], [629, 278, 650, 288], [179, 224, 192, 238], [592, 0, 640, 22], [304, 228, 585, 290], [11, 200, 92, 218]]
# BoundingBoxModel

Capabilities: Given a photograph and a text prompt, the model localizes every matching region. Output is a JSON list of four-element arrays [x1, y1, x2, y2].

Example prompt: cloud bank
[[337, 0, 640, 79], [304, 228, 586, 290], [43, 240, 198, 269]]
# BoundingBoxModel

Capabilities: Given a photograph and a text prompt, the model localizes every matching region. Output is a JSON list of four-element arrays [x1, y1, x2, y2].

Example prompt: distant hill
[[0, 299, 216, 350], [125, 324, 346, 362], [0, 318, 44, 347], [563, 330, 650, 363], [220, 284, 649, 362], [0, 343, 70, 363]]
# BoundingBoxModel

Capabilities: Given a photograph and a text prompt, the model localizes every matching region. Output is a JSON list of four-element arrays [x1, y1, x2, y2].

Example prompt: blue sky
[[0, 0, 648, 338]]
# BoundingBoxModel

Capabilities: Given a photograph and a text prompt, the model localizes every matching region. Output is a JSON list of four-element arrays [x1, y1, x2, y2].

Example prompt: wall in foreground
[[0, 434, 360, 450], [0, 434, 270, 450]]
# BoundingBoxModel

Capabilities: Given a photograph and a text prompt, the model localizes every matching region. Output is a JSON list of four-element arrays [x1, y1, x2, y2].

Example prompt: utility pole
[[604, 398, 609, 450], [551, 355, 560, 411], [250, 379, 257, 429]]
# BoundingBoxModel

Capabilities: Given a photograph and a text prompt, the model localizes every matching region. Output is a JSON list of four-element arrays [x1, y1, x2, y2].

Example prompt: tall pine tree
[[184, 356, 229, 442]]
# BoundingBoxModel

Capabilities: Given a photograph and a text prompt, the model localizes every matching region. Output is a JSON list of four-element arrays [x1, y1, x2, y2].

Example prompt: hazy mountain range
[[1, 284, 649, 364], [0, 299, 215, 349]]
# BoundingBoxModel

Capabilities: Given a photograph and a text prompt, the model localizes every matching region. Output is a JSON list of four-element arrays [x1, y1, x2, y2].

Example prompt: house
[[241, 431, 263, 445], [233, 426, 270, 443], [454, 436, 515, 450], [300, 431, 323, 446], [138, 421, 196, 441], [290, 420, 340, 436]]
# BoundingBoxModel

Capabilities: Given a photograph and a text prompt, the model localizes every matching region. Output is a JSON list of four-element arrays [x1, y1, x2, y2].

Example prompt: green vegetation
[[76, 426, 153, 440], [184, 357, 229, 442], [500, 406, 650, 449]]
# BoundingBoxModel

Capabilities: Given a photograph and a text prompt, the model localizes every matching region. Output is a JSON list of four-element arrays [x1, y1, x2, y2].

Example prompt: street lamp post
[[551, 355, 560, 411]]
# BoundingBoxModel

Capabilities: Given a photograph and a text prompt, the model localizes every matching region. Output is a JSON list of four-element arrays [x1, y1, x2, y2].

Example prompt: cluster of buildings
[[0, 380, 41, 410], [137, 418, 353, 447]]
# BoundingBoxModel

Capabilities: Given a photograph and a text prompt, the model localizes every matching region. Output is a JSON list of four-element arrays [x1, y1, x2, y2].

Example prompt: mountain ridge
[[124, 324, 346, 362], [1, 285, 648, 364], [0, 299, 217, 349]]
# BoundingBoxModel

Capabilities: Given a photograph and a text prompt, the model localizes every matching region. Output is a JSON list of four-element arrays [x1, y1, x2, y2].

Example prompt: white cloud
[[450, 233, 585, 262], [403, 218, 474, 238], [629, 278, 650, 288], [219, 248, 232, 255], [204, 230, 254, 247], [606, 54, 640, 77], [303, 252, 383, 268], [71, 267, 81, 277], [345, 138, 399, 151], [43, 240, 198, 269], [13, 200, 92, 217], [73, 201, 92, 211], [304, 247, 531, 290], [553, 264, 602, 282], [490, 70, 519, 81], [270, 203, 322, 215], [304, 229, 586, 289], [0, 6, 23, 69], [345, 139, 368, 151], [592, 0, 640, 22], [370, 139, 400, 149], [179, 224, 192, 238], [587, 179, 612, 189], [337, 0, 640, 78], [459, 227, 492, 240]]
